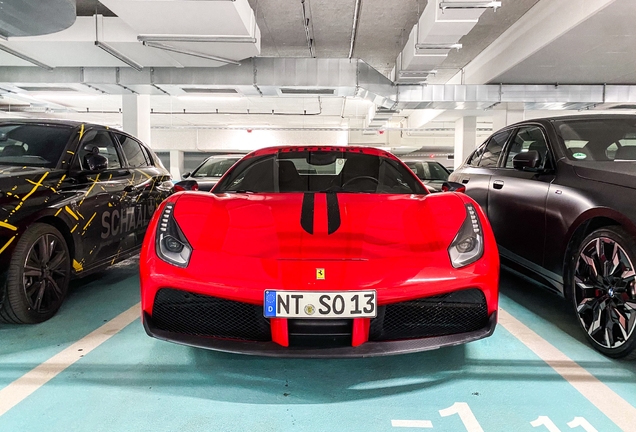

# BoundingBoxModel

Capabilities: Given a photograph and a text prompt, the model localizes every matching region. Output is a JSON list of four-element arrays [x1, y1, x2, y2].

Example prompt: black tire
[[569, 227, 636, 359], [0, 223, 71, 324]]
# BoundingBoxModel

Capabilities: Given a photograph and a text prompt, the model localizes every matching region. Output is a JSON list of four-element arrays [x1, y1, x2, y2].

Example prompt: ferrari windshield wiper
[[233, 189, 256, 193]]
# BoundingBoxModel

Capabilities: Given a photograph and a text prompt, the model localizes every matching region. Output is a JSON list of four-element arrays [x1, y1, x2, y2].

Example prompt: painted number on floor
[[391, 403, 598, 431]]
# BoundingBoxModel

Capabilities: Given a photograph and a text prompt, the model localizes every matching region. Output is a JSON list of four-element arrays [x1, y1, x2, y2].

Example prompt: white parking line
[[0, 303, 140, 417], [498, 307, 636, 431], [391, 419, 433, 428]]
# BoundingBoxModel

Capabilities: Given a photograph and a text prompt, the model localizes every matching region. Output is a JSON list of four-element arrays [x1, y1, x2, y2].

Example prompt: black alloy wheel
[[572, 227, 636, 359], [0, 223, 71, 324]]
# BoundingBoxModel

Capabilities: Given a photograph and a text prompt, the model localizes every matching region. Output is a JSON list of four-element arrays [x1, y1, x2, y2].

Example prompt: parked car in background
[[450, 114, 636, 359], [401, 159, 451, 192], [0, 120, 173, 324], [175, 154, 243, 191]]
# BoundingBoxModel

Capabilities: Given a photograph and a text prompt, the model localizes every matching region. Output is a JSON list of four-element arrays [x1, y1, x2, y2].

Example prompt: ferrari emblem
[[316, 268, 325, 280]]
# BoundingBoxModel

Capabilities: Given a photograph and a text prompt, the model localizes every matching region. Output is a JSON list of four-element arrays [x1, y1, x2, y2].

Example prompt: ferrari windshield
[[0, 123, 74, 168], [555, 118, 636, 162], [214, 150, 426, 194]]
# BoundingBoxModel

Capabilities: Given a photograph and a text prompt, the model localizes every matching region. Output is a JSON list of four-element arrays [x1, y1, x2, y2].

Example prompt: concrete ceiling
[[248, 0, 426, 76], [492, 0, 636, 84]]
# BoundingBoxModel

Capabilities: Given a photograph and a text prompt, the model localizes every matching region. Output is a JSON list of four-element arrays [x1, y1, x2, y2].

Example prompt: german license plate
[[264, 290, 377, 318]]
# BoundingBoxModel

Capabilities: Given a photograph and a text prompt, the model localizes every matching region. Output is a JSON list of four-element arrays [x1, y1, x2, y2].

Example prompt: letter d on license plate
[[264, 290, 377, 318]]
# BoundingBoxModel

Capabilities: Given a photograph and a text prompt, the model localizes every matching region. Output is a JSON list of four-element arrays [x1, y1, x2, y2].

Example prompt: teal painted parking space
[[499, 270, 636, 409], [0, 268, 634, 432], [0, 259, 140, 391]]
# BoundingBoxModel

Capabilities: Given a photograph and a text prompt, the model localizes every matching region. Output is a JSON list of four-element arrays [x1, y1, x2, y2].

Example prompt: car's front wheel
[[571, 227, 636, 359], [0, 223, 71, 324]]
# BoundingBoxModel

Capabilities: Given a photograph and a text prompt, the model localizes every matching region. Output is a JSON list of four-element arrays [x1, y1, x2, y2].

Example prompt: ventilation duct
[[181, 88, 238, 94], [394, 0, 500, 83]]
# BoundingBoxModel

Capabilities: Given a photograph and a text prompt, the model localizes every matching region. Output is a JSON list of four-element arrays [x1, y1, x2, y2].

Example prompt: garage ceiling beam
[[450, 0, 618, 84]]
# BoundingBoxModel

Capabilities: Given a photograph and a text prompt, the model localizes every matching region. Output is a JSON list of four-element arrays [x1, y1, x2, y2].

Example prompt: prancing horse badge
[[316, 268, 325, 280]]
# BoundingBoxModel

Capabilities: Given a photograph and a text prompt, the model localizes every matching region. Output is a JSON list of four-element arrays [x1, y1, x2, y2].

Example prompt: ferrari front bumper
[[143, 310, 497, 358]]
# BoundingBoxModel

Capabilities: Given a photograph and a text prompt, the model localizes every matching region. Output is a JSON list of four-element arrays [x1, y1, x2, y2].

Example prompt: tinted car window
[[556, 118, 636, 161], [505, 126, 549, 168], [0, 124, 73, 168], [193, 157, 239, 178], [467, 144, 486, 166], [478, 130, 511, 167], [117, 134, 149, 167], [79, 130, 122, 169], [215, 151, 426, 194]]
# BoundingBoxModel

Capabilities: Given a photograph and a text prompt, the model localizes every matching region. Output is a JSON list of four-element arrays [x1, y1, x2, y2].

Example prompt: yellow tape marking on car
[[80, 174, 100, 206], [54, 208, 63, 217], [0, 236, 17, 255], [56, 174, 67, 189], [0, 221, 17, 231], [5, 172, 50, 221], [70, 224, 78, 233], [78, 124, 85, 140], [72, 259, 83, 272], [65, 206, 79, 220], [83, 212, 97, 231]]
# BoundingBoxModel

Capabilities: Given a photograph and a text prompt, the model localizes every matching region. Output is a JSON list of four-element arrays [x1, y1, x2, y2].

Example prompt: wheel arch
[[32, 216, 77, 262], [562, 208, 636, 298]]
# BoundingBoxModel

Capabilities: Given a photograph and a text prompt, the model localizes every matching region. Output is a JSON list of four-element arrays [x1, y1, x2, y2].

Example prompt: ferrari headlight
[[448, 204, 484, 268], [155, 203, 192, 267]]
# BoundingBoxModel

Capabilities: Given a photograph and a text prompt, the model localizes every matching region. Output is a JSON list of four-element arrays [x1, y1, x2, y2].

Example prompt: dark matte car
[[176, 154, 243, 191], [0, 120, 173, 324], [449, 114, 636, 359], [402, 159, 451, 192]]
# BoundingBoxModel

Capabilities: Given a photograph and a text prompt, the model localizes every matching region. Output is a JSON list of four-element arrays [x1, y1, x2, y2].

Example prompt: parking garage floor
[[1, 260, 635, 432]]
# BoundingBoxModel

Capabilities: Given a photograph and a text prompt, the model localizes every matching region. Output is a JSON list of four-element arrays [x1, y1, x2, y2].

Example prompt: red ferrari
[[140, 146, 499, 357]]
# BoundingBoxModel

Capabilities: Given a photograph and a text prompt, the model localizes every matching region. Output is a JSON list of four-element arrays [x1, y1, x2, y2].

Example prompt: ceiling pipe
[[138, 35, 257, 43], [301, 0, 315, 57], [0, 44, 53, 70], [348, 0, 362, 59], [143, 41, 241, 66], [95, 41, 143, 71]]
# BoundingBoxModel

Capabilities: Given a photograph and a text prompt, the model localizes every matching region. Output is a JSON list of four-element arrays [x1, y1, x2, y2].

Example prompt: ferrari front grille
[[369, 288, 488, 341], [152, 288, 271, 342]]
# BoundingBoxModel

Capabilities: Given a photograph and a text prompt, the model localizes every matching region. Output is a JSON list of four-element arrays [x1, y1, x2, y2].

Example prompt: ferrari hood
[[172, 192, 467, 261]]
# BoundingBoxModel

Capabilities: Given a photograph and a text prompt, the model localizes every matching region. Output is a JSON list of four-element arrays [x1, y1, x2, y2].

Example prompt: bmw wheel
[[0, 223, 71, 324], [572, 227, 636, 359]]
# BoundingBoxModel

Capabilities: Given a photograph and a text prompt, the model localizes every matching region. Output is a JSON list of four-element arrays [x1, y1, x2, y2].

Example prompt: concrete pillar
[[122, 94, 151, 145], [169, 150, 184, 180], [492, 107, 525, 133], [454, 116, 477, 170]]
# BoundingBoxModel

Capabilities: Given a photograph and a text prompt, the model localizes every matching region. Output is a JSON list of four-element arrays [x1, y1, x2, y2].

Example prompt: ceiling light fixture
[[439, 1, 501, 11], [0, 44, 53, 70], [143, 41, 241, 66], [415, 43, 462, 51], [138, 35, 257, 44], [95, 41, 143, 71]]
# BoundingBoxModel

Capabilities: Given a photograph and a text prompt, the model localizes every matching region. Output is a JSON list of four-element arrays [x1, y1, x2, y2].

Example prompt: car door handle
[[493, 180, 504, 190], [462, 178, 470, 184]]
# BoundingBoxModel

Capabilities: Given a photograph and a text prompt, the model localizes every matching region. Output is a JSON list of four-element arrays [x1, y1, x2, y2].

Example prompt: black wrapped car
[[0, 120, 172, 324], [450, 114, 636, 358]]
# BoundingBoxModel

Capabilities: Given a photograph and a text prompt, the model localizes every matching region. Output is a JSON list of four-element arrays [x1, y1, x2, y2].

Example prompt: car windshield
[[192, 157, 240, 178], [214, 150, 426, 194], [555, 118, 636, 162], [405, 161, 450, 181], [0, 123, 74, 168]]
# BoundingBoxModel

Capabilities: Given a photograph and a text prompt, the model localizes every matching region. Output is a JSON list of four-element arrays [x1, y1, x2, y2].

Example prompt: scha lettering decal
[[101, 203, 156, 239]]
